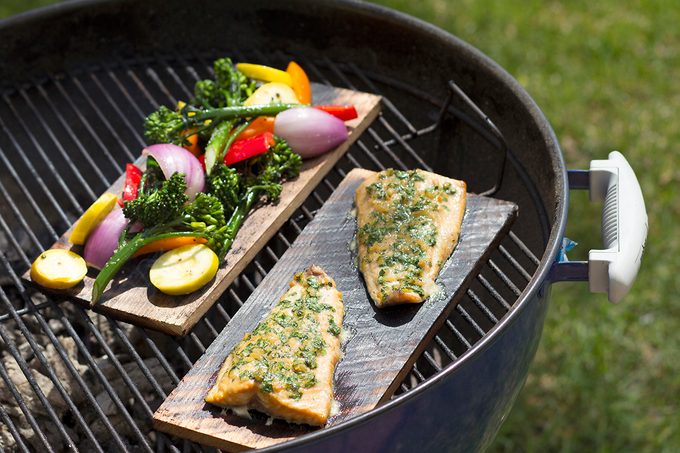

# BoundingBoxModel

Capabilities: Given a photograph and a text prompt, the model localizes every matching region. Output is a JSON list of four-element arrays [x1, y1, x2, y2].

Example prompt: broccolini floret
[[207, 165, 242, 213], [123, 172, 188, 228], [194, 57, 256, 109]]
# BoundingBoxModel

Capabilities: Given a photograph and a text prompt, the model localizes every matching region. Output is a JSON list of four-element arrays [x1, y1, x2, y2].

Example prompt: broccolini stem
[[204, 119, 252, 176], [187, 103, 301, 124], [204, 120, 235, 176], [216, 188, 264, 262], [91, 230, 209, 305]]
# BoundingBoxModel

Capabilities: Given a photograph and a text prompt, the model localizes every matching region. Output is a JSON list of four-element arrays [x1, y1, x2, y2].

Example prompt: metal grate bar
[[141, 65, 178, 108], [348, 62, 419, 136], [136, 328, 183, 384], [0, 149, 59, 244], [434, 334, 458, 361], [2, 92, 84, 213], [0, 208, 33, 269], [0, 358, 54, 452], [488, 259, 522, 297], [456, 303, 486, 337], [346, 62, 432, 171], [366, 127, 410, 171], [410, 364, 426, 383], [498, 245, 533, 282], [188, 332, 207, 355], [156, 54, 194, 100], [0, 307, 77, 450], [477, 273, 512, 311], [355, 139, 387, 171], [0, 288, 127, 450], [47, 302, 152, 451], [85, 70, 147, 149], [34, 82, 112, 187], [228, 288, 245, 308], [70, 308, 155, 419], [0, 401, 29, 452], [466, 288, 499, 324], [51, 77, 122, 170], [445, 318, 473, 350], [0, 120, 70, 230], [214, 301, 233, 324], [0, 294, 95, 445], [422, 351, 443, 373], [199, 315, 221, 340], [107, 318, 171, 396], [508, 230, 541, 266], [17, 87, 97, 202], [101, 62, 152, 127], [117, 58, 164, 113]]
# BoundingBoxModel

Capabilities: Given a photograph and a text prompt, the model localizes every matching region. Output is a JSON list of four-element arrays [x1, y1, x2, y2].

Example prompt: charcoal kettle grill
[[0, 0, 647, 452]]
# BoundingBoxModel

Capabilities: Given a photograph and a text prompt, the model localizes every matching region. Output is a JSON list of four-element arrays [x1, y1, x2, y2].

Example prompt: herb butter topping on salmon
[[205, 265, 344, 426], [355, 169, 467, 308]]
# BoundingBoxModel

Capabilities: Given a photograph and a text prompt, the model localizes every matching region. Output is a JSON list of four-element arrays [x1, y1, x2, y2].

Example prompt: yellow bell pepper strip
[[132, 236, 208, 258], [69, 192, 119, 245], [286, 61, 312, 104], [236, 63, 293, 86], [31, 249, 87, 289]]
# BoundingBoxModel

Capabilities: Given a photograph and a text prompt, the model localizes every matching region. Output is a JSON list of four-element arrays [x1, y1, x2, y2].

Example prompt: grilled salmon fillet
[[355, 168, 466, 308], [205, 265, 344, 426]]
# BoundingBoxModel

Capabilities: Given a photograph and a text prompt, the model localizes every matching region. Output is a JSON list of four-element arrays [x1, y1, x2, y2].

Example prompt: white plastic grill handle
[[588, 151, 648, 302]]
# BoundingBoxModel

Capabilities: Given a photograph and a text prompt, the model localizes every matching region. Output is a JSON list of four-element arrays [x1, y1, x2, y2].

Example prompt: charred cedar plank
[[153, 168, 518, 451], [21, 83, 381, 336]]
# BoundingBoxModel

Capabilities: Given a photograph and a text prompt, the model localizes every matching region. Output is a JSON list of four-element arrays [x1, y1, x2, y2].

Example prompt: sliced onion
[[274, 107, 348, 159], [143, 144, 205, 200], [83, 207, 129, 269]]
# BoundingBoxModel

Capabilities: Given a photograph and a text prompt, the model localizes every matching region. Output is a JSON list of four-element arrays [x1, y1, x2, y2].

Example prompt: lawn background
[[1, 1, 677, 451]]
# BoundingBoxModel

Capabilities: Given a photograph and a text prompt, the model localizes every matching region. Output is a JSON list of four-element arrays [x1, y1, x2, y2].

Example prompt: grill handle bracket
[[551, 151, 648, 303]]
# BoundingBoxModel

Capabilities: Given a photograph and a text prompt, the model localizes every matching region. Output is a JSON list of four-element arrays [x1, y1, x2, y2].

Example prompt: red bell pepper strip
[[314, 105, 358, 121], [119, 163, 143, 206], [224, 132, 276, 166]]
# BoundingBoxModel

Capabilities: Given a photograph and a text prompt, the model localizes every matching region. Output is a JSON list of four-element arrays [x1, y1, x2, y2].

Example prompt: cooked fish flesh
[[355, 168, 467, 308], [205, 265, 344, 426]]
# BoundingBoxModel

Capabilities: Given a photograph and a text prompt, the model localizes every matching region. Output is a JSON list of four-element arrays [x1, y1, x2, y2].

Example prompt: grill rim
[[0, 0, 570, 450]]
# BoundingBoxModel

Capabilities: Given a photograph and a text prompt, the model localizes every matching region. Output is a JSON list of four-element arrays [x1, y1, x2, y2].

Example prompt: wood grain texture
[[21, 83, 381, 336], [153, 168, 518, 451]]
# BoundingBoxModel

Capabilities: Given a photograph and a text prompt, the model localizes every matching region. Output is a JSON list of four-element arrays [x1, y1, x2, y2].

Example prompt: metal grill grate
[[0, 52, 542, 452]]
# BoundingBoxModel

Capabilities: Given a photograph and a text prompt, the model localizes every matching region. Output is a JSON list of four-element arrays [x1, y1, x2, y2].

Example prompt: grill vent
[[602, 182, 618, 248]]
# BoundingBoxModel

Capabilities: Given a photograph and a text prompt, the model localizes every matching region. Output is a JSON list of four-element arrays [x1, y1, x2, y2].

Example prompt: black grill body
[[0, 1, 567, 451]]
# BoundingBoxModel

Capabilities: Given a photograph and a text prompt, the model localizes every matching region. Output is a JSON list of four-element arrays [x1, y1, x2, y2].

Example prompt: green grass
[[2, 1, 678, 451]]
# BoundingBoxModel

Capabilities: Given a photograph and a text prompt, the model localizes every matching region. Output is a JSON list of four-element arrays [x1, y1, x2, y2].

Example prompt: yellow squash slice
[[243, 82, 300, 106], [31, 249, 87, 289], [149, 244, 219, 295]]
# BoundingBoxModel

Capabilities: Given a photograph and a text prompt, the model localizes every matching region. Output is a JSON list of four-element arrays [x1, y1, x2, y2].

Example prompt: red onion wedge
[[143, 144, 205, 200], [83, 207, 129, 269], [274, 107, 348, 159]]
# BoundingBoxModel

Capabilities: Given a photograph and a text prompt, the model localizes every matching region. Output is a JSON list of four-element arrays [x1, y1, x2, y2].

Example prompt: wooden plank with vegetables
[[22, 58, 381, 336], [152, 168, 519, 451]]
